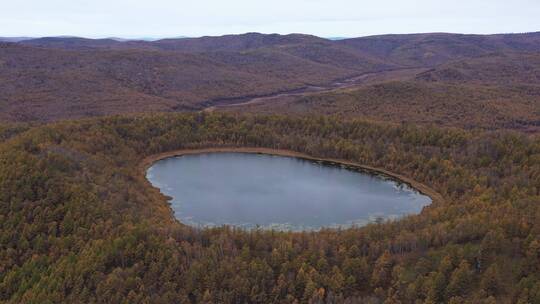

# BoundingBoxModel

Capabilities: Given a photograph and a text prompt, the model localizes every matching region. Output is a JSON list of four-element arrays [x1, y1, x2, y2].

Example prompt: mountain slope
[[0, 41, 378, 121], [416, 52, 540, 85], [231, 51, 540, 131], [337, 32, 540, 67]]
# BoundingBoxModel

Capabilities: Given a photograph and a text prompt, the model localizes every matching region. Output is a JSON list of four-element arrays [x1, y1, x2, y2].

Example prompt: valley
[[203, 67, 428, 112], [2, 32, 540, 130]]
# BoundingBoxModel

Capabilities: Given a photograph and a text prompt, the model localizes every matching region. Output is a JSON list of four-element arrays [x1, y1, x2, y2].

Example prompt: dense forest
[[0, 113, 539, 303]]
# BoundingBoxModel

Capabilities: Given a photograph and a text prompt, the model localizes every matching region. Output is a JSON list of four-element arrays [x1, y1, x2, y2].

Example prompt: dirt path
[[203, 67, 428, 112], [141, 147, 445, 206]]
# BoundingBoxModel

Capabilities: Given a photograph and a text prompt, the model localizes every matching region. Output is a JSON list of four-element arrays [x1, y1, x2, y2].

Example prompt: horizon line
[[1, 30, 540, 41]]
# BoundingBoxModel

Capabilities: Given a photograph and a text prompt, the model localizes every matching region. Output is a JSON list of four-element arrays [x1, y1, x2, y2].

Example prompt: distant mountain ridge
[[0, 37, 34, 42], [14, 31, 540, 54], [337, 32, 540, 66], [13, 31, 540, 68], [15, 33, 328, 52]]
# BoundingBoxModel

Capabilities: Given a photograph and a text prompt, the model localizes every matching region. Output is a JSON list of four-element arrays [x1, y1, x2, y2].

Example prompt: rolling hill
[[0, 40, 385, 121], [336, 32, 540, 67], [1, 32, 540, 128], [229, 51, 540, 131]]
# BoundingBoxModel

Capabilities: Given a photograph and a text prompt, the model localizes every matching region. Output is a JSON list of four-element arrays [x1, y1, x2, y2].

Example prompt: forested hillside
[[337, 32, 540, 67], [0, 41, 379, 122], [2, 32, 540, 124], [1, 113, 539, 303], [236, 52, 540, 131]]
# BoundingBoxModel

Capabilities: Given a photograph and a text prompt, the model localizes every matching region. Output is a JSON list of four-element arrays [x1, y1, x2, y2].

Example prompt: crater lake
[[146, 152, 432, 231]]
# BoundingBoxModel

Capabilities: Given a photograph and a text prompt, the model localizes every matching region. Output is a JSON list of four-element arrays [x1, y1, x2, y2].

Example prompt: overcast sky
[[2, 0, 540, 38]]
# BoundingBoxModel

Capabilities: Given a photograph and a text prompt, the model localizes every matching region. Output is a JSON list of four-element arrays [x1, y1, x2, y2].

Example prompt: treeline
[[0, 113, 539, 303]]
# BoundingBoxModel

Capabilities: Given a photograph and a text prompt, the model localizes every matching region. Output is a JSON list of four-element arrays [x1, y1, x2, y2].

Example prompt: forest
[[2, 32, 540, 124], [0, 113, 539, 303]]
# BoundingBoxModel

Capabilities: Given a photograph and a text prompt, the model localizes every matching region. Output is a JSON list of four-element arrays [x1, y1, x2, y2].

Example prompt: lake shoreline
[[140, 147, 445, 206]]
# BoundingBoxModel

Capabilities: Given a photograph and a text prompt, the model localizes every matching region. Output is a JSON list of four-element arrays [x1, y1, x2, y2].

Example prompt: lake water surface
[[146, 152, 431, 231]]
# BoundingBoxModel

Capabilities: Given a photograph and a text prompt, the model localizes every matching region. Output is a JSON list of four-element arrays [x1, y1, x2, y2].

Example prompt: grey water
[[146, 153, 431, 231]]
